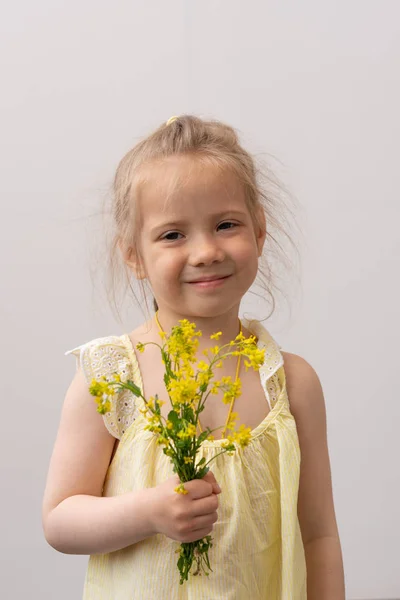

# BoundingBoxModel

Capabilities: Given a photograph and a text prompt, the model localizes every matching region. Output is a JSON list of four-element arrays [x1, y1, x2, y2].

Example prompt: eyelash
[[160, 221, 238, 241]]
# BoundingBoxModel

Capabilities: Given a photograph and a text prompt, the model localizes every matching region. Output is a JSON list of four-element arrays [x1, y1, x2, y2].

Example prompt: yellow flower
[[227, 424, 252, 448], [136, 342, 145, 353], [168, 378, 198, 406], [178, 423, 197, 439], [146, 414, 159, 425], [222, 380, 241, 404], [219, 375, 242, 404], [157, 436, 170, 446], [89, 378, 115, 414], [197, 371, 212, 387], [146, 397, 155, 411], [177, 361, 195, 378], [95, 398, 111, 414], [144, 424, 162, 434], [187, 423, 197, 436], [221, 440, 236, 455], [184, 456, 193, 464], [242, 334, 257, 346], [197, 361, 209, 371], [210, 331, 222, 340], [175, 484, 188, 495], [166, 419, 174, 430], [89, 378, 115, 398], [226, 411, 239, 431], [211, 382, 220, 395], [166, 320, 201, 364], [235, 331, 246, 342]]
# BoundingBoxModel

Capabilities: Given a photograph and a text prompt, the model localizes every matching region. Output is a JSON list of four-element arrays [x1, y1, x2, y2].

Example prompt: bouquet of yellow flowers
[[89, 319, 265, 584]]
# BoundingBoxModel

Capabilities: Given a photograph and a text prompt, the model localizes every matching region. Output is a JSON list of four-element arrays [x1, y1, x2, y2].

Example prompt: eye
[[217, 221, 238, 231], [160, 231, 183, 241]]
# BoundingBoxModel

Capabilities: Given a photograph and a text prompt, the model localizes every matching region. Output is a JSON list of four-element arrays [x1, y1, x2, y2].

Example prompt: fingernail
[[216, 484, 222, 493]]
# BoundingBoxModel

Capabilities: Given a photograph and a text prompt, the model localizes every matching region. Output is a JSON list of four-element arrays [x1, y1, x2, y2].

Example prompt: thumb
[[202, 470, 222, 494]]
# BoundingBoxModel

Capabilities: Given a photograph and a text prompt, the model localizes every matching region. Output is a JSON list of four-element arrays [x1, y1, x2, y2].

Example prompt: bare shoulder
[[280, 351, 325, 417]]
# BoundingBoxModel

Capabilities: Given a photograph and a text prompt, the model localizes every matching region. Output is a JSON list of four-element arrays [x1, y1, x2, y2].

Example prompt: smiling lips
[[189, 275, 229, 283], [186, 275, 231, 288]]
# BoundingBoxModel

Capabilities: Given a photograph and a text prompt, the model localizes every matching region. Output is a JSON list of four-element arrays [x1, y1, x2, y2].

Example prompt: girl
[[42, 115, 345, 599]]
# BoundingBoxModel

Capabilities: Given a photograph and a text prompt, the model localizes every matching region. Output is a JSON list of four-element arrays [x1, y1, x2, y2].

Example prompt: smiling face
[[130, 155, 266, 321]]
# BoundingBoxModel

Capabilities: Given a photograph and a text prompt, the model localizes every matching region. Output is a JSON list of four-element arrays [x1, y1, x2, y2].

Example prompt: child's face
[[134, 155, 265, 319]]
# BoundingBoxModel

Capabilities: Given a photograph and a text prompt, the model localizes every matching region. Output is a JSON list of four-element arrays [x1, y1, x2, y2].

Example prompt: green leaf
[[176, 440, 189, 450], [183, 406, 194, 422], [154, 394, 161, 413], [204, 552, 212, 569], [195, 466, 210, 479], [197, 457, 206, 466], [168, 411, 180, 427], [124, 380, 142, 397], [197, 430, 211, 445]]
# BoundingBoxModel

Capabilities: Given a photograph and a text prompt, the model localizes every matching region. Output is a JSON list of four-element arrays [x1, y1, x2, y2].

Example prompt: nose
[[188, 234, 225, 267]]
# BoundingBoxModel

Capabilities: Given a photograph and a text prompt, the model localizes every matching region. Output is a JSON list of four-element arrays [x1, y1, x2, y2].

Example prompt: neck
[[155, 307, 242, 349]]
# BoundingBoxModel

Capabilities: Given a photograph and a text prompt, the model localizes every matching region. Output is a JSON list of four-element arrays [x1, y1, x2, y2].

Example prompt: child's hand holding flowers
[[89, 319, 265, 584], [148, 469, 221, 548]]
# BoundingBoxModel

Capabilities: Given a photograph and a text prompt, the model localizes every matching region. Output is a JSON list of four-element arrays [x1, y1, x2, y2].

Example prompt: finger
[[191, 494, 219, 517], [202, 471, 222, 494], [184, 478, 213, 499], [191, 512, 218, 531], [184, 527, 215, 543]]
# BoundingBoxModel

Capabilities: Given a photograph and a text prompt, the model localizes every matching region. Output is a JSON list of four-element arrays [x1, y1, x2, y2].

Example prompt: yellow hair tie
[[166, 115, 179, 126]]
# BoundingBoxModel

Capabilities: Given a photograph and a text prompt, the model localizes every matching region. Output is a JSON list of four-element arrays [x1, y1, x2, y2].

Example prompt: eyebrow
[[149, 210, 248, 233]]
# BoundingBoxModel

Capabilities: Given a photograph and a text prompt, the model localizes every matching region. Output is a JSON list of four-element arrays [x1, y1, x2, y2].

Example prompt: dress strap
[[242, 318, 287, 410], [66, 335, 143, 440]]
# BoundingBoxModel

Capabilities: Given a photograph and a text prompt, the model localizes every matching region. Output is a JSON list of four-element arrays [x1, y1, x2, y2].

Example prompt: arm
[[44, 491, 157, 555], [42, 368, 221, 555], [42, 368, 157, 555], [282, 352, 345, 600]]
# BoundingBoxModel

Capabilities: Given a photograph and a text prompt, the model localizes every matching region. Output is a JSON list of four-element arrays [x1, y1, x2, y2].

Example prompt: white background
[[1, 1, 399, 598]]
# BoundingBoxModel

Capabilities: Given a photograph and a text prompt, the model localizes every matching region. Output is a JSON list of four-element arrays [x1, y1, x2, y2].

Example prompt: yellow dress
[[66, 318, 307, 599]]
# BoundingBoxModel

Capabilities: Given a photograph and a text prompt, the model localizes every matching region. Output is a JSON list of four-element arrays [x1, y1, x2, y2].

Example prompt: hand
[[149, 471, 222, 543]]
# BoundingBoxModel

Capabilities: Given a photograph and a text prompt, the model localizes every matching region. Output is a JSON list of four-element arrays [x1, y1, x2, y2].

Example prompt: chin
[[185, 299, 242, 319]]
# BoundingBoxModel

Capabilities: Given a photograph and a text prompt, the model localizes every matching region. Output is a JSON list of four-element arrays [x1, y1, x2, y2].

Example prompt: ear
[[118, 239, 146, 280], [255, 207, 267, 257]]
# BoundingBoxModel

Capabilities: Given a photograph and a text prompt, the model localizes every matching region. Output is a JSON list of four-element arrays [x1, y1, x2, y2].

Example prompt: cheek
[[147, 250, 183, 279], [231, 236, 259, 262]]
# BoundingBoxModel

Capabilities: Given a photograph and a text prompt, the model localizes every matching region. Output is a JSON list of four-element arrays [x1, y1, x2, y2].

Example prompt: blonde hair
[[104, 114, 302, 322]]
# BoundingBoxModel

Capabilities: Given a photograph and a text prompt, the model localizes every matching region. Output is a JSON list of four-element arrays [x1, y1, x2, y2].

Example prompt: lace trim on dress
[[65, 336, 141, 440]]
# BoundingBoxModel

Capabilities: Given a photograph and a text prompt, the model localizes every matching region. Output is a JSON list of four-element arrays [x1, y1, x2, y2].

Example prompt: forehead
[[137, 155, 246, 219]]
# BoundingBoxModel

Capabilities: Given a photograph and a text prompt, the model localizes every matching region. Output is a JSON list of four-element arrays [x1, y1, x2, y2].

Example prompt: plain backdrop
[[1, 1, 399, 599]]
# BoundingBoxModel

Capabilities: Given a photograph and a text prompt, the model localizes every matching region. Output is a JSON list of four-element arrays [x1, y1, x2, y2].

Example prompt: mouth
[[186, 275, 231, 289], [189, 275, 230, 283]]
